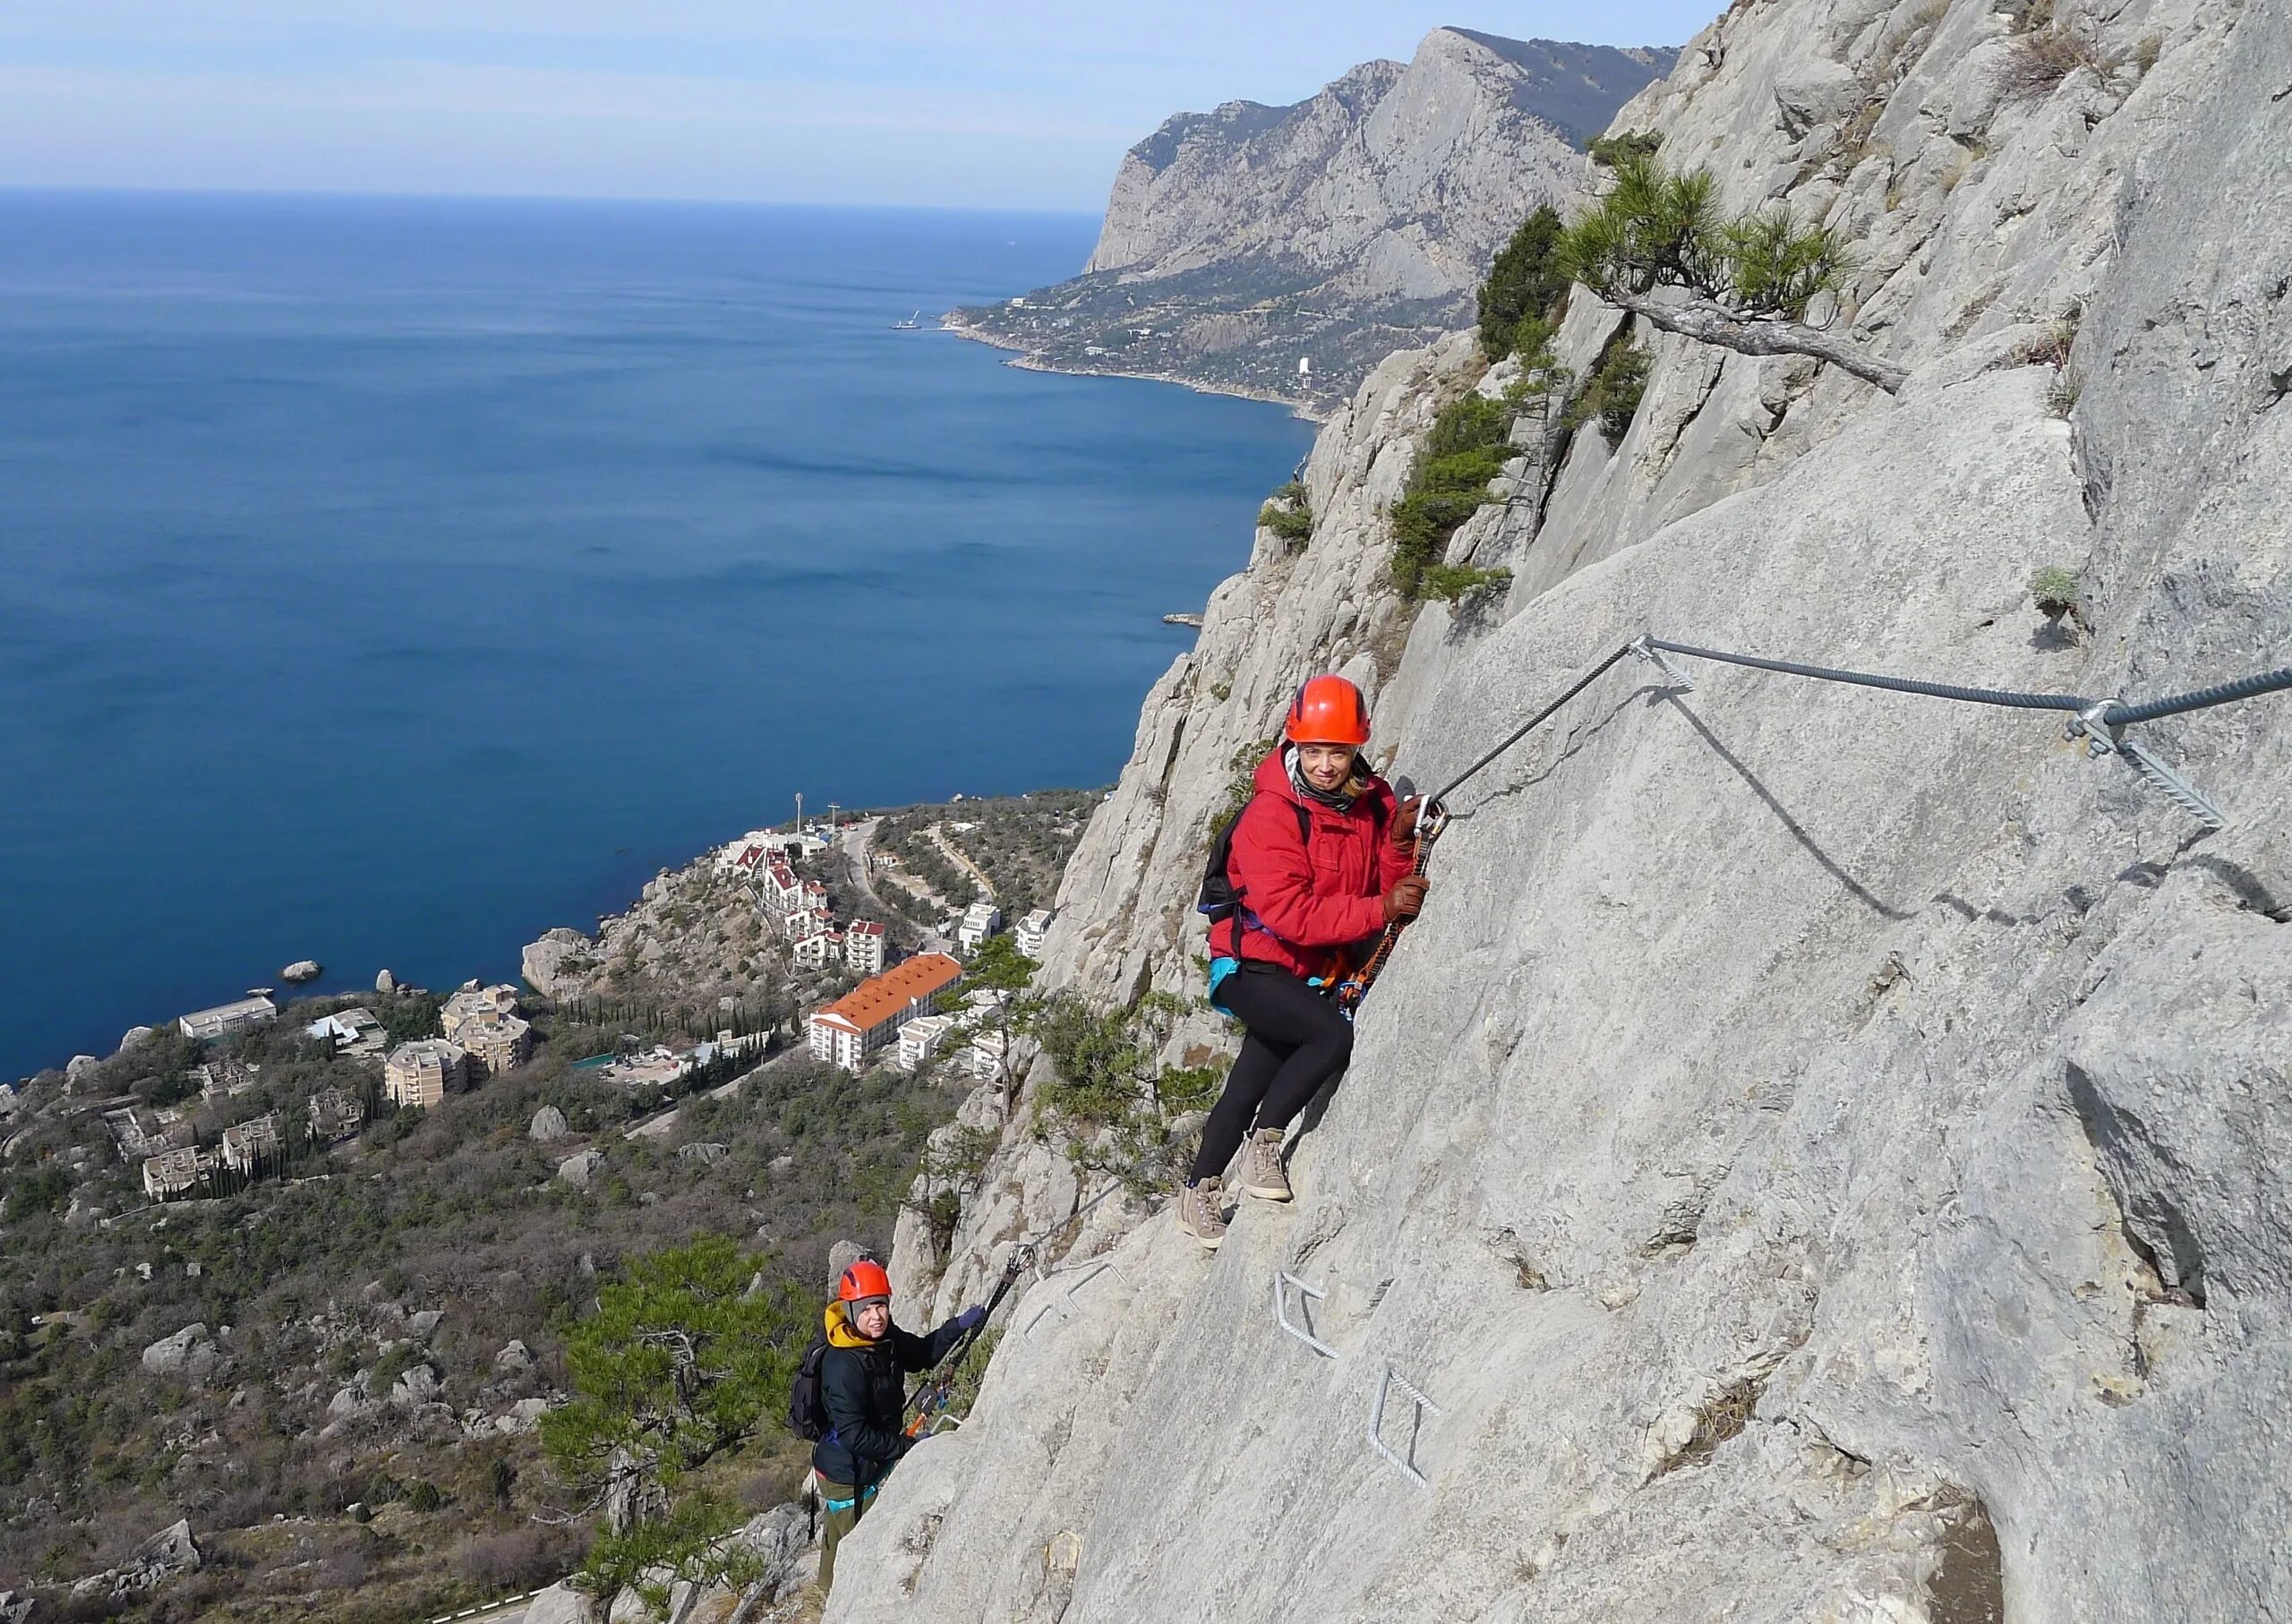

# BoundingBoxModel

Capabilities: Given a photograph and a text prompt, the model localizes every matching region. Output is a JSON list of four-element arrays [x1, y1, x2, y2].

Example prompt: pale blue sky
[[0, 2, 1722, 209]]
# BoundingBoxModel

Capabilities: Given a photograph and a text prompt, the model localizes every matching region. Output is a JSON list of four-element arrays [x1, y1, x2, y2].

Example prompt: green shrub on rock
[[1476, 205, 1568, 359]]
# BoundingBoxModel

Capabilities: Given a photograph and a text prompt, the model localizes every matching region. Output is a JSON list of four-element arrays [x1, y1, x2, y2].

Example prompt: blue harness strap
[[822, 1483, 880, 1515]]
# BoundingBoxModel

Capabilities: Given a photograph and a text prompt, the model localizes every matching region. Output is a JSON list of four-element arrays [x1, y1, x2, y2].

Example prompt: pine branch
[[1599, 288, 1908, 395]]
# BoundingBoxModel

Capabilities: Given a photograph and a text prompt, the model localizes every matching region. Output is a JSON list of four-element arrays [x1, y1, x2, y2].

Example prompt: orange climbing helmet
[[1285, 674, 1372, 747], [837, 1259, 893, 1303]]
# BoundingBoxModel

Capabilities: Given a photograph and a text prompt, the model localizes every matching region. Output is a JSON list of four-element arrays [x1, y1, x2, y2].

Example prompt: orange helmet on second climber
[[836, 1258, 892, 1302], [1285, 674, 1371, 746]]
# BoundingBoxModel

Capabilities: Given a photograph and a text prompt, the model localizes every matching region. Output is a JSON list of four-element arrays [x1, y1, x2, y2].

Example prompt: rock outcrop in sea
[[949, 30, 1671, 412], [830, 0, 2292, 1618]]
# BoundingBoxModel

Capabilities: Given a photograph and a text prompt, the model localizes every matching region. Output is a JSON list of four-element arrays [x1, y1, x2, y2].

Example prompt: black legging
[[1192, 962, 1354, 1182]]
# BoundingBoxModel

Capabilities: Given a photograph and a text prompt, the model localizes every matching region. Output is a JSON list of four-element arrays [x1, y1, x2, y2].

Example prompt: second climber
[[1178, 674, 1426, 1249]]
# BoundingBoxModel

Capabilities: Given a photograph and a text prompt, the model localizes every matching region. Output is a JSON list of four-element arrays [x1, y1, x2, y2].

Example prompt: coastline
[[938, 315, 1330, 424]]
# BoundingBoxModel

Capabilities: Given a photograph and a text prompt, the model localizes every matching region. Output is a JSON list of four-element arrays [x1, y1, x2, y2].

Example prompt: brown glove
[[1381, 875, 1429, 924], [1391, 797, 1424, 849]]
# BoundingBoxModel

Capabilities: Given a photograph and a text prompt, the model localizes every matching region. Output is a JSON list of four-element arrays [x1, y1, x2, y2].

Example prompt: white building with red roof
[[808, 953, 963, 1073]]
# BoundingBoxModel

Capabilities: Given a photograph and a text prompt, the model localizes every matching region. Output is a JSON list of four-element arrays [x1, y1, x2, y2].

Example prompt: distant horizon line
[[0, 182, 1103, 219]]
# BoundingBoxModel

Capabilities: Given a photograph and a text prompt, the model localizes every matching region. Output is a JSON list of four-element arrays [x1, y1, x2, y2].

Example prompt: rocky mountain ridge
[[948, 29, 1672, 413], [833, 0, 2292, 1618]]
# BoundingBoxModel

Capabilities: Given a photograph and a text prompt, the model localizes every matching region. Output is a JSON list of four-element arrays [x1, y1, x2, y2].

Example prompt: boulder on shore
[[374, 969, 396, 994], [522, 927, 593, 1000]]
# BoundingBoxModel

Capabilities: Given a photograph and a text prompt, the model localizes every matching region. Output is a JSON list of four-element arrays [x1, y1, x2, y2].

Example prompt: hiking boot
[[1239, 1128, 1293, 1202], [1176, 1177, 1228, 1250]]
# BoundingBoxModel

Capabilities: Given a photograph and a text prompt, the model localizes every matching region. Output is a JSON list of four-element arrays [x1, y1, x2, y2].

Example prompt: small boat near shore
[[892, 311, 924, 329]]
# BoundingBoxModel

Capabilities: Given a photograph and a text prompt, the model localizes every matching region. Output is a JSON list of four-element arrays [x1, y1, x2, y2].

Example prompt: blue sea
[[0, 192, 1313, 1078]]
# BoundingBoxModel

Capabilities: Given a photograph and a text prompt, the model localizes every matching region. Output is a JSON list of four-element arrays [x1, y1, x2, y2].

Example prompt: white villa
[[306, 1007, 386, 1058], [179, 994, 278, 1043], [958, 901, 1003, 953], [845, 921, 887, 975], [896, 1013, 958, 1072]]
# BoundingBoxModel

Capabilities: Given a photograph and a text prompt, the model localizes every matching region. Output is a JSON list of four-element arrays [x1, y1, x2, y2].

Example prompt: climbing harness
[[819, 1482, 879, 1515]]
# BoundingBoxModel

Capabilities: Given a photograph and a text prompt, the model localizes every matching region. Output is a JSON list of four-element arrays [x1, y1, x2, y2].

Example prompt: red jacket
[[1210, 749, 1415, 982]]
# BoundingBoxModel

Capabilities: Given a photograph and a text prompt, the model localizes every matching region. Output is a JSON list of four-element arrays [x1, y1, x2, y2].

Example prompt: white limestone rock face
[[831, 1, 2292, 1621], [520, 1583, 590, 1624]]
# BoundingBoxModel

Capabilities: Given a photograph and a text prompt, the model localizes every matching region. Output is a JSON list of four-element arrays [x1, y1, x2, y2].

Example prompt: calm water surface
[[0, 192, 1313, 1076]]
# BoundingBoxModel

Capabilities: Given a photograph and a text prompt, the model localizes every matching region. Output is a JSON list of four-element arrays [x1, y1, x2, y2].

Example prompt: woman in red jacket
[[1178, 675, 1427, 1249]]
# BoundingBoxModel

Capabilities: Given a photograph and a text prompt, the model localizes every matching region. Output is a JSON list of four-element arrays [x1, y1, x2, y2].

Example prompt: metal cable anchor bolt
[[2065, 698, 2227, 830], [1628, 634, 1698, 693]]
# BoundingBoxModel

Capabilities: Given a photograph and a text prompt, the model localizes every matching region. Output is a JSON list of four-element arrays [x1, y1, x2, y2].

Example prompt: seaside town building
[[591, 1045, 694, 1091], [193, 1059, 261, 1101], [807, 953, 964, 1073], [385, 1039, 466, 1108], [305, 1007, 386, 1058], [441, 982, 532, 1077], [141, 1146, 207, 1201], [103, 1107, 158, 1158], [964, 1028, 1009, 1083], [958, 902, 1003, 954], [845, 921, 887, 975], [761, 861, 805, 915], [794, 927, 842, 971], [895, 1013, 958, 1072], [308, 1088, 365, 1141], [785, 907, 835, 944], [220, 1113, 281, 1174], [1014, 908, 1052, 960], [460, 1015, 533, 1078], [104, 1109, 194, 1159], [178, 994, 278, 1043], [440, 981, 518, 1034], [715, 832, 780, 877]]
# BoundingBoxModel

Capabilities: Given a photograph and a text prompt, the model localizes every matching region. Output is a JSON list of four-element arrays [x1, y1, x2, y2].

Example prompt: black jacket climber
[[812, 1297, 971, 1491]]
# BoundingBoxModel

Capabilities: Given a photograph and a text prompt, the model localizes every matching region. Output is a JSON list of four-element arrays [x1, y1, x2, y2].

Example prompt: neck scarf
[[1285, 745, 1363, 814]]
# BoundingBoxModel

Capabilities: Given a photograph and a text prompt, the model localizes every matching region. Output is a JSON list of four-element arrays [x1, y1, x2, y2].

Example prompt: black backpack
[[1196, 793, 1383, 927], [788, 1324, 832, 1442]]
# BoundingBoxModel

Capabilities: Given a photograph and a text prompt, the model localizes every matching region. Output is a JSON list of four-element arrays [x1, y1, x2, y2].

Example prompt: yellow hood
[[825, 1299, 882, 1349]]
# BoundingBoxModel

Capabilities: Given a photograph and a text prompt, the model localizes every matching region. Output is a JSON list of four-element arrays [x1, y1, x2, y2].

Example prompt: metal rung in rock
[[1274, 1272, 1337, 1358], [1020, 1258, 1128, 1340], [1369, 1363, 1442, 1489]]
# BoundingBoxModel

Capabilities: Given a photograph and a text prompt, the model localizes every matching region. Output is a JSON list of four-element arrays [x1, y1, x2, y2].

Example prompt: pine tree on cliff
[[1558, 152, 1907, 393]]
